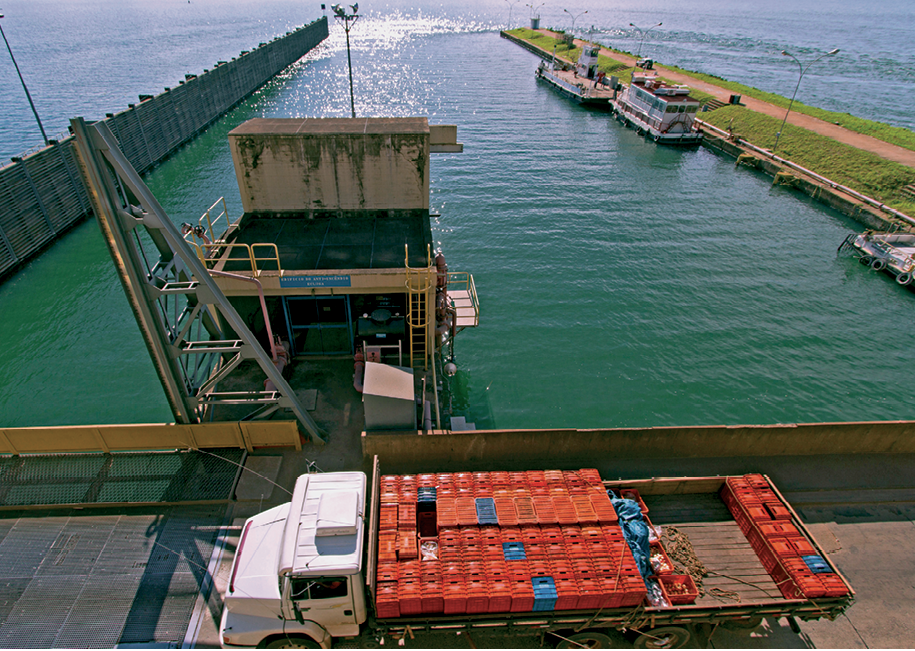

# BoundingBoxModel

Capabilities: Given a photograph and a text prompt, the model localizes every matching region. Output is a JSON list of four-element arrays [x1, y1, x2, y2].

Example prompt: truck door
[[287, 576, 359, 637]]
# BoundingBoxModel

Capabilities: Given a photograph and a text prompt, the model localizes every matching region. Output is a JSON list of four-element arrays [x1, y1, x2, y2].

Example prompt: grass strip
[[506, 28, 915, 154], [700, 106, 915, 213]]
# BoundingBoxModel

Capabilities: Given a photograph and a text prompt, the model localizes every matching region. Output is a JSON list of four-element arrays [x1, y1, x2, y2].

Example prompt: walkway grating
[[0, 504, 227, 647], [0, 448, 244, 508]]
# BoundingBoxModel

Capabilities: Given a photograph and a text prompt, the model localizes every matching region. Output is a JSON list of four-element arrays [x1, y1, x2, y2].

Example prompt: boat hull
[[610, 98, 702, 146], [848, 232, 915, 287], [535, 65, 613, 108]]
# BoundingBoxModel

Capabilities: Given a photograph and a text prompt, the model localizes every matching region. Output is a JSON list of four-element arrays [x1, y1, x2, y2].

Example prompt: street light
[[773, 48, 840, 151], [629, 21, 662, 60], [332, 4, 359, 119], [526, 2, 545, 19], [0, 12, 48, 146], [504, 0, 520, 30], [563, 8, 588, 36]]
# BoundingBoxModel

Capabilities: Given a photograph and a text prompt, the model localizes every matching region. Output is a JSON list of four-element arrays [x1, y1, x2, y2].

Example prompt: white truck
[[219, 460, 854, 649]]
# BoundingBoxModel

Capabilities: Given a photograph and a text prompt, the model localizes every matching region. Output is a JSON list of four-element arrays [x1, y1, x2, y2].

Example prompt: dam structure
[[0, 17, 329, 283]]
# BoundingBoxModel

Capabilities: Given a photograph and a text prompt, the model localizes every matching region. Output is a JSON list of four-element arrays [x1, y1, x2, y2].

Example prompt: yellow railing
[[187, 241, 282, 275], [199, 197, 234, 243]]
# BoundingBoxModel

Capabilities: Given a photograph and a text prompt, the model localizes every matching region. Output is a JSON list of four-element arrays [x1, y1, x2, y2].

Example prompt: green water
[[2, 28, 915, 431]]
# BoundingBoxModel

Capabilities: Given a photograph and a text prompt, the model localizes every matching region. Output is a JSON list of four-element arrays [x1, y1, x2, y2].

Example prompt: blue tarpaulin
[[611, 495, 652, 587]]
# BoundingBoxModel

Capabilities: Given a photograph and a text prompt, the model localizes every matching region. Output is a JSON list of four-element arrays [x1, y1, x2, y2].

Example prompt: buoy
[[871, 258, 886, 271], [858, 255, 873, 266], [444, 361, 458, 377], [897, 272, 912, 286]]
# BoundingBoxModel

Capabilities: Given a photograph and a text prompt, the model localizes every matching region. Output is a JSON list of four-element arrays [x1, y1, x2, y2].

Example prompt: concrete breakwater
[[0, 17, 328, 283]]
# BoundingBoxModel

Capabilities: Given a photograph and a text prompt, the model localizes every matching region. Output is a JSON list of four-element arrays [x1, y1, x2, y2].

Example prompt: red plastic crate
[[576, 578, 608, 609], [397, 531, 418, 560], [649, 542, 675, 575], [436, 498, 457, 528], [375, 581, 400, 618], [488, 579, 513, 613], [455, 497, 478, 526], [589, 493, 619, 523], [821, 574, 850, 597], [500, 526, 523, 542], [398, 583, 423, 615], [759, 521, 801, 538], [514, 497, 538, 524], [764, 502, 793, 520], [618, 488, 649, 514], [554, 578, 580, 610], [376, 562, 399, 583], [465, 578, 490, 614], [378, 531, 398, 562], [531, 496, 558, 524], [494, 498, 519, 525], [421, 581, 444, 614], [443, 582, 467, 614], [510, 578, 535, 612], [658, 574, 698, 605]]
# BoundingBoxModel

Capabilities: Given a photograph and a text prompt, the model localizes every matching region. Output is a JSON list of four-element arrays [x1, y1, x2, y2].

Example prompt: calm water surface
[[1, 1, 914, 430]]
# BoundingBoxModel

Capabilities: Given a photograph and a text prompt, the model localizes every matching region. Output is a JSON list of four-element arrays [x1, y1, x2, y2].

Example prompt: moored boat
[[535, 43, 615, 107], [609, 69, 702, 145], [840, 230, 915, 286]]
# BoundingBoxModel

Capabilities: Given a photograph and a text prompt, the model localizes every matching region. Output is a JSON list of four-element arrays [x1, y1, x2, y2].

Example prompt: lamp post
[[504, 0, 520, 30], [563, 8, 588, 37], [629, 21, 662, 60], [773, 48, 840, 151], [332, 4, 359, 119], [0, 12, 48, 146], [526, 2, 545, 19]]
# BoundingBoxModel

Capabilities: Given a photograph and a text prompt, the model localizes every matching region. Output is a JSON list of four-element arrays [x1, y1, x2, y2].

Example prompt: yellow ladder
[[405, 245, 432, 370]]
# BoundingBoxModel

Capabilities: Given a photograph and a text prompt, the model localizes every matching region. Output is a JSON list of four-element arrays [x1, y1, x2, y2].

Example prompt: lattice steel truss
[[70, 118, 324, 444]]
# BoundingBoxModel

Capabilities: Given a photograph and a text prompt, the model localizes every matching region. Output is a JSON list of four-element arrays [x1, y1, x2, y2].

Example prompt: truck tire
[[263, 636, 320, 649], [633, 626, 691, 649], [556, 631, 615, 648]]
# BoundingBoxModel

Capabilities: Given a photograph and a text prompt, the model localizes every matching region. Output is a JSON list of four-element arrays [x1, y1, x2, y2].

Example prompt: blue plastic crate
[[502, 541, 527, 560], [475, 497, 498, 524], [417, 487, 437, 502], [802, 554, 831, 574]]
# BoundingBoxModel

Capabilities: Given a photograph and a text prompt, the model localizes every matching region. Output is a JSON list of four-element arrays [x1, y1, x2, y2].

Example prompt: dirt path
[[532, 30, 915, 169]]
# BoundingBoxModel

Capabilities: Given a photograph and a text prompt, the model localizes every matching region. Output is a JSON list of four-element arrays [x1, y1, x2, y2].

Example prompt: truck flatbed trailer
[[364, 472, 853, 649], [220, 462, 853, 650]]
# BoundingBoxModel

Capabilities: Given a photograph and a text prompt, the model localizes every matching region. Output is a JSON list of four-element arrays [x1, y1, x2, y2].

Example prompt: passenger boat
[[839, 230, 915, 286], [535, 43, 615, 107], [609, 69, 702, 145]]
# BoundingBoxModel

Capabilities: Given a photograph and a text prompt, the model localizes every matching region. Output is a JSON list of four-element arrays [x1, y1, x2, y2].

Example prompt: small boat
[[535, 43, 615, 107], [839, 231, 915, 286], [609, 68, 702, 145]]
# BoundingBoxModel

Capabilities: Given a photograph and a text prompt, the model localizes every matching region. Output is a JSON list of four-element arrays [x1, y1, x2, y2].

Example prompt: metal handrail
[[447, 271, 480, 326], [186, 240, 281, 275], [198, 197, 235, 243]]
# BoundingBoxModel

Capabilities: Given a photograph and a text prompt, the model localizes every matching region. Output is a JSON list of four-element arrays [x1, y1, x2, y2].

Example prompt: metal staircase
[[70, 118, 325, 445]]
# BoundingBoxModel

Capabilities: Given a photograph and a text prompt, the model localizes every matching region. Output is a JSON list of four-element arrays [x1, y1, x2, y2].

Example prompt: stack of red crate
[[720, 474, 850, 600], [375, 468, 654, 619]]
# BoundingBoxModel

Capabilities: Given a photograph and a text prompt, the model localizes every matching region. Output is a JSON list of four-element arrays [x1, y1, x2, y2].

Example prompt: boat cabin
[[626, 71, 700, 134], [576, 44, 601, 79]]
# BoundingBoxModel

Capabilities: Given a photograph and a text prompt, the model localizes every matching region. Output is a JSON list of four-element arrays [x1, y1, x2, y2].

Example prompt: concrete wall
[[0, 420, 301, 455], [702, 134, 897, 231], [229, 117, 431, 214], [0, 18, 329, 283], [363, 420, 915, 472]]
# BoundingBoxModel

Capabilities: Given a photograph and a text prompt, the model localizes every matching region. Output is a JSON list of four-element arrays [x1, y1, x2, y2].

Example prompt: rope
[[660, 526, 708, 594]]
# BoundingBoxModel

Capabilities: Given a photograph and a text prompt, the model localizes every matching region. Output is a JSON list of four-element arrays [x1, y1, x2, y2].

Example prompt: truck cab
[[220, 472, 368, 649]]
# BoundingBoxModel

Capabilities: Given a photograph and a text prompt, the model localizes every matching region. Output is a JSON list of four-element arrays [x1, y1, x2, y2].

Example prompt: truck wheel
[[264, 636, 320, 649], [556, 631, 615, 648], [722, 616, 763, 632], [633, 626, 691, 649]]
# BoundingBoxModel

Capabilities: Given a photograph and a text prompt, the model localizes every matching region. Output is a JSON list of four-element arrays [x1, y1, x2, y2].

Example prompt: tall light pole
[[629, 21, 662, 60], [773, 48, 840, 151], [526, 2, 545, 20], [563, 8, 588, 37], [504, 0, 520, 30], [0, 12, 48, 146], [332, 4, 359, 119]]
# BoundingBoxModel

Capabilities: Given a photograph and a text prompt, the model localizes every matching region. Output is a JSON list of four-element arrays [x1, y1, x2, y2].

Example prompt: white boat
[[609, 69, 702, 145], [840, 231, 915, 286], [535, 43, 615, 107]]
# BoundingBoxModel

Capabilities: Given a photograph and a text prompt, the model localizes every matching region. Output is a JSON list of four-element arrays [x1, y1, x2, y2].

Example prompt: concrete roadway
[[187, 445, 915, 649]]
